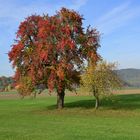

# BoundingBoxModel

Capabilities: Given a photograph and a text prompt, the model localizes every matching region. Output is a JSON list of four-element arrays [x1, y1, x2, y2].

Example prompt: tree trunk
[[95, 96, 99, 109], [20, 95, 24, 99], [57, 89, 65, 109], [93, 88, 99, 109], [33, 91, 37, 99]]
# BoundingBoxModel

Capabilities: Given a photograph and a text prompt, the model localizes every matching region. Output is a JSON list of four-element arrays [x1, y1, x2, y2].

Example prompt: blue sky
[[0, 0, 140, 76]]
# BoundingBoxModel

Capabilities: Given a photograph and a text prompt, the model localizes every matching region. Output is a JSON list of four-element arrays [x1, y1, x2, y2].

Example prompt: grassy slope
[[0, 94, 140, 140]]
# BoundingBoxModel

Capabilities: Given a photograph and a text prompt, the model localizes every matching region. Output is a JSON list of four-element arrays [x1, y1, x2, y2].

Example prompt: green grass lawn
[[1, 94, 140, 140]]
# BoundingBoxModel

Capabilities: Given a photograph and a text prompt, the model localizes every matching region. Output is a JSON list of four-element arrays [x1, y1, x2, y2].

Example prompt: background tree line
[[0, 76, 14, 92]]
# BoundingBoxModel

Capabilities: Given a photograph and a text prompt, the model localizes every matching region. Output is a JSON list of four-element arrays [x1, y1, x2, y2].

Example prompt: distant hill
[[116, 69, 140, 87]]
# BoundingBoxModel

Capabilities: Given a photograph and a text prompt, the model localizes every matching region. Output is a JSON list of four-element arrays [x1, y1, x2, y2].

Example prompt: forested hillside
[[116, 69, 140, 87]]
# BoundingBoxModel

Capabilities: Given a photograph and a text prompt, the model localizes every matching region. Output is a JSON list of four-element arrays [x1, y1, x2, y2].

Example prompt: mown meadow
[[0, 92, 140, 140]]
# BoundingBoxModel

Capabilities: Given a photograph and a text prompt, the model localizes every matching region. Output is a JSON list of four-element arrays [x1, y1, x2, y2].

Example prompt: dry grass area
[[0, 93, 18, 99], [0, 92, 45, 99], [0, 89, 140, 99], [113, 89, 140, 94], [0, 88, 140, 99]]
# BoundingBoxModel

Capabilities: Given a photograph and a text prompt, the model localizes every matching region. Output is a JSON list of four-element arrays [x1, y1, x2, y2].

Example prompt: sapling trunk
[[93, 88, 99, 109], [95, 96, 99, 109]]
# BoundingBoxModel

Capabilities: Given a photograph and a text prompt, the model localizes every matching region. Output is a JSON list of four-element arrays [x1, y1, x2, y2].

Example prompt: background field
[[1, 90, 140, 140]]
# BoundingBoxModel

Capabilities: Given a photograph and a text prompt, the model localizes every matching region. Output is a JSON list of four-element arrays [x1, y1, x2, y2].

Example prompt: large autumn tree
[[8, 8, 100, 109]]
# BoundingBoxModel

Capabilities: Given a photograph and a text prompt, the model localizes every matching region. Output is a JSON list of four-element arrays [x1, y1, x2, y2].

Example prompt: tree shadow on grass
[[65, 99, 95, 109], [47, 94, 140, 111], [105, 94, 140, 110], [46, 98, 95, 110]]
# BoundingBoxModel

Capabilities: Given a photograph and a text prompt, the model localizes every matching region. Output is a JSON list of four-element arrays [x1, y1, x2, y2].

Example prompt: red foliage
[[8, 8, 100, 93]]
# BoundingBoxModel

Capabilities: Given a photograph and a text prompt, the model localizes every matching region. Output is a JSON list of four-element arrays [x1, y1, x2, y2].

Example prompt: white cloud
[[95, 2, 140, 35], [0, 0, 88, 27], [69, 0, 88, 10]]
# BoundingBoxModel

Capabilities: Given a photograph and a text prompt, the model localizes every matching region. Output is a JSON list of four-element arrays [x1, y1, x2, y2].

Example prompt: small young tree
[[81, 61, 122, 109]]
